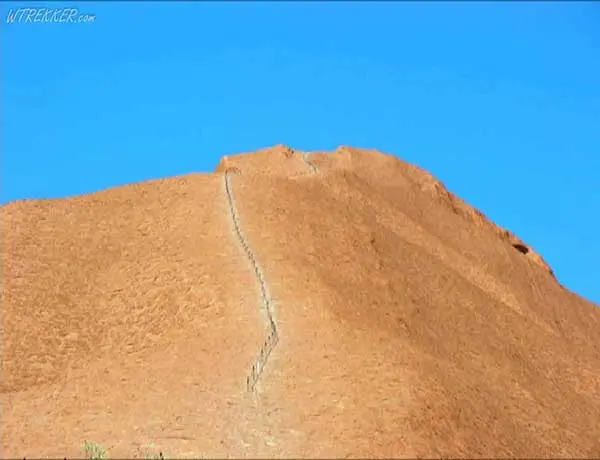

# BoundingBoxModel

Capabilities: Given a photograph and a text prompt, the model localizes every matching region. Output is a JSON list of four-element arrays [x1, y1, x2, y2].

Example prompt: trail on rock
[[223, 151, 319, 392], [300, 152, 318, 173], [223, 169, 279, 392], [223, 152, 318, 392]]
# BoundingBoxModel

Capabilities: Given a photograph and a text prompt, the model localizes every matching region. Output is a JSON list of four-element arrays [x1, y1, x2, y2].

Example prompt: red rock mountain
[[2, 145, 599, 458]]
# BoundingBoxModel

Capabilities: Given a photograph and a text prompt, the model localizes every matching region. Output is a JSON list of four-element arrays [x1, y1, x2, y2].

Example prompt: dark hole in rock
[[513, 243, 529, 255]]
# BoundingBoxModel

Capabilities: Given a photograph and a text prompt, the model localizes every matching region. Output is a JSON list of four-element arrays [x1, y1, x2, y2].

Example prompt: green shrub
[[82, 440, 107, 460]]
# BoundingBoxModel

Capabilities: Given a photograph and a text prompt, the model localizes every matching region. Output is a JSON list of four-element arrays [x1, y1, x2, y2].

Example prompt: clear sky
[[2, 2, 598, 304]]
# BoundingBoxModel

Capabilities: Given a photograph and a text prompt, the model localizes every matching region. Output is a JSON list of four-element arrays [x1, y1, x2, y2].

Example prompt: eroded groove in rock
[[223, 169, 278, 392]]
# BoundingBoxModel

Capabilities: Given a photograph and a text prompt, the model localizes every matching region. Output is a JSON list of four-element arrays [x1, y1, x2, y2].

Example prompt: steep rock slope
[[2, 145, 599, 458], [1, 175, 268, 457]]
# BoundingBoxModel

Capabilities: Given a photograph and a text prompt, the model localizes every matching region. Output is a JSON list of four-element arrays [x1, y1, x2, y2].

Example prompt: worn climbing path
[[300, 151, 318, 174], [223, 151, 318, 393]]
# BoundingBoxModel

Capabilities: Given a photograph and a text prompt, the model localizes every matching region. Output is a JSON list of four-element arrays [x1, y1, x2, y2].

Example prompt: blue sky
[[2, 2, 598, 304]]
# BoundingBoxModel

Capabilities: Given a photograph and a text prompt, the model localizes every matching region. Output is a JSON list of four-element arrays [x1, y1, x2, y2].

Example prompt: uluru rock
[[2, 145, 599, 458]]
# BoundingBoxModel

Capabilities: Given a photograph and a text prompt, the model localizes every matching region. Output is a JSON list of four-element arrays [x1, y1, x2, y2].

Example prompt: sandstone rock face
[[2, 145, 599, 458]]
